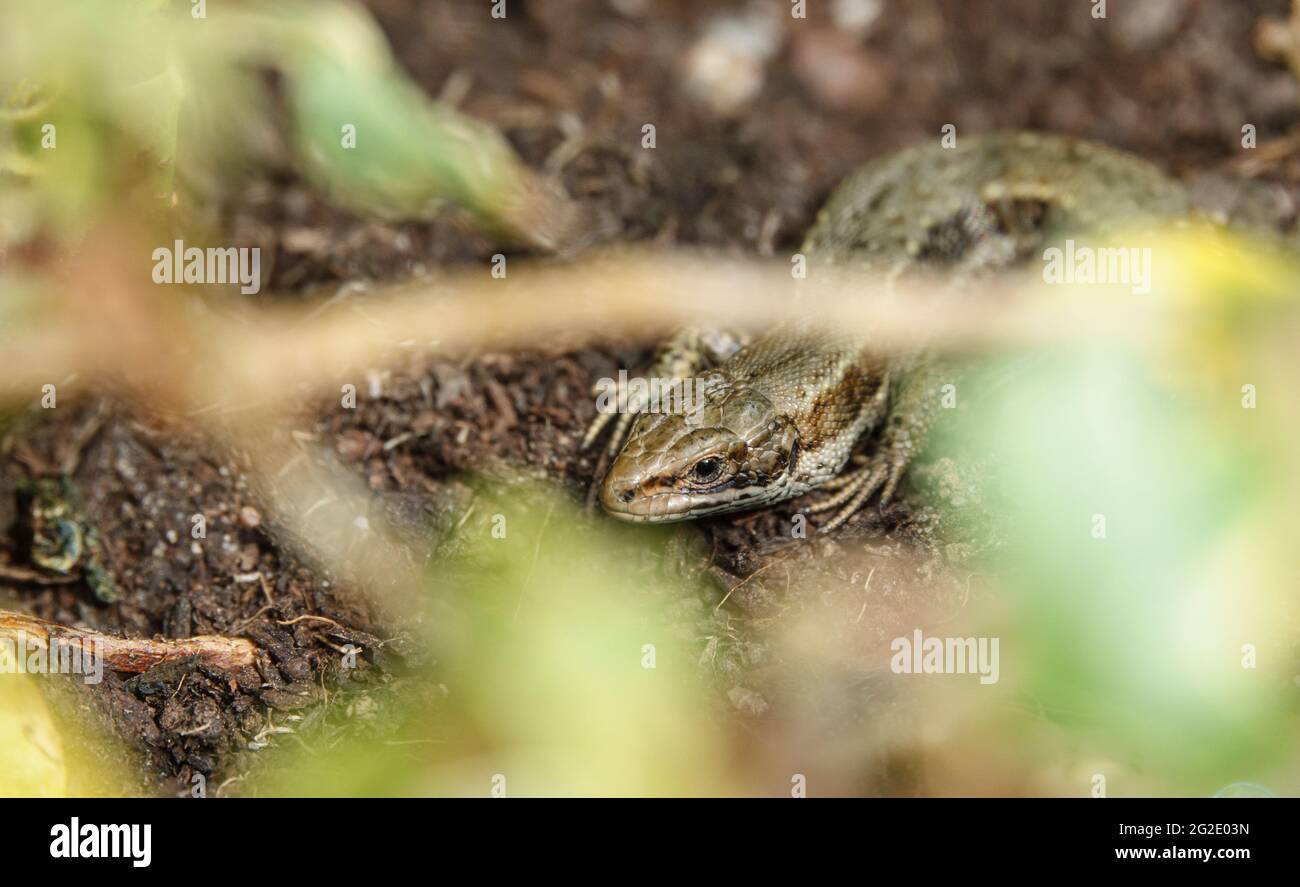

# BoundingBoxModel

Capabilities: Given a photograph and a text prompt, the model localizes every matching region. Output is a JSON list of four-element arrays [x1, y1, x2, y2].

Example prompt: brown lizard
[[585, 132, 1190, 530]]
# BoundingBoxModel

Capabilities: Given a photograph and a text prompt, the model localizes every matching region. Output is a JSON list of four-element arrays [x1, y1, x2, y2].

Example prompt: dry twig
[[0, 609, 256, 673]]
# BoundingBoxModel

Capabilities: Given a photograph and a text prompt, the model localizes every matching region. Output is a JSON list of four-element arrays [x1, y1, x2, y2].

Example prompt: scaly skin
[[590, 132, 1190, 529]]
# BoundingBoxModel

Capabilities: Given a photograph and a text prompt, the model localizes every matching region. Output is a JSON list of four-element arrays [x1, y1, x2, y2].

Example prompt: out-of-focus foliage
[[262, 488, 732, 797], [936, 228, 1300, 794], [0, 623, 140, 797], [0, 662, 65, 797], [2, 1, 237, 240], [277, 3, 571, 243], [0, 0, 574, 254]]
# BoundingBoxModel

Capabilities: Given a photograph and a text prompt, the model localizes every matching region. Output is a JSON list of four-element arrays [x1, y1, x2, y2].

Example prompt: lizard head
[[599, 377, 800, 522]]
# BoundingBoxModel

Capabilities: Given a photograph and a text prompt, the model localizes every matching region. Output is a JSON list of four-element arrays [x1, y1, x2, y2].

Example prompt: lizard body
[[588, 132, 1189, 529]]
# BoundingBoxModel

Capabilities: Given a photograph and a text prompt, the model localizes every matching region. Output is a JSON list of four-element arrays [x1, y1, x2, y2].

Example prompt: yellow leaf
[[0, 647, 67, 797]]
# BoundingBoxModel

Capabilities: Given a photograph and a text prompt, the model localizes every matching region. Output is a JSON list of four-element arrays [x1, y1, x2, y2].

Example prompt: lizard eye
[[690, 457, 724, 485]]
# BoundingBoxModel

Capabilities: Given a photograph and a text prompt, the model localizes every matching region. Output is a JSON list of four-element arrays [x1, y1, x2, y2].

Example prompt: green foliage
[[935, 232, 1300, 792], [0, 0, 565, 253], [263, 488, 730, 797]]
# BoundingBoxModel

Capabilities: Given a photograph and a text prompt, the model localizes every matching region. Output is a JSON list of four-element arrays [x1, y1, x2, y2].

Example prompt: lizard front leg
[[812, 355, 945, 531]]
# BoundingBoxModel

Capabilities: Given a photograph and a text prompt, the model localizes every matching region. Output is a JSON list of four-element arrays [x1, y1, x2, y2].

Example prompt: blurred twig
[[3, 229, 1291, 620]]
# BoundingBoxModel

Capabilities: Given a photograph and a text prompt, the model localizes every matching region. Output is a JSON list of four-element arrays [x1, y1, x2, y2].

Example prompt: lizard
[[584, 132, 1190, 530]]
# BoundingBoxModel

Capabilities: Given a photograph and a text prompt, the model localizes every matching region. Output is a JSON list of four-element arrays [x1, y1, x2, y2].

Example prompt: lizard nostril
[[619, 490, 635, 503]]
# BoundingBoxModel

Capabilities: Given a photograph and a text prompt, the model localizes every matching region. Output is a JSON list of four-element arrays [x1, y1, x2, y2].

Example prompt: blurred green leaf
[[262, 487, 731, 797]]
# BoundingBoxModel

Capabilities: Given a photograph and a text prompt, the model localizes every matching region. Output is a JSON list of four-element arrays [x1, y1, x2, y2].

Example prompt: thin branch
[[0, 609, 257, 673]]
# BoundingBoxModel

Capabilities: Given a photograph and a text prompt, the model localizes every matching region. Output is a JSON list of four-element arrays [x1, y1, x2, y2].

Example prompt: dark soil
[[5, 0, 1299, 794]]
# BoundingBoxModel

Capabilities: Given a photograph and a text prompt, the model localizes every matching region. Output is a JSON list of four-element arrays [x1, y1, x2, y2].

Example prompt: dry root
[[0, 609, 256, 674]]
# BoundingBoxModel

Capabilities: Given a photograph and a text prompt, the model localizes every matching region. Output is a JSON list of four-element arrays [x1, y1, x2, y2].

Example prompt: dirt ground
[[4, 0, 1299, 794]]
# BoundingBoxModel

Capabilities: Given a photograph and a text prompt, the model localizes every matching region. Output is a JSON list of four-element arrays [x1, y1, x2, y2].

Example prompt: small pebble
[[682, 9, 784, 117], [831, 0, 883, 36]]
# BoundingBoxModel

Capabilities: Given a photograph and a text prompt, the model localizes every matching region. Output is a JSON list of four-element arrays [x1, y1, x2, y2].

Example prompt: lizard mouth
[[599, 475, 790, 523]]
